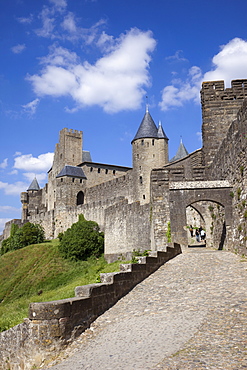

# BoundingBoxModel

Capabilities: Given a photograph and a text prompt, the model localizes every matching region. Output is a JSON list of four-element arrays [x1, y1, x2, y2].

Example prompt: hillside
[[0, 239, 123, 332]]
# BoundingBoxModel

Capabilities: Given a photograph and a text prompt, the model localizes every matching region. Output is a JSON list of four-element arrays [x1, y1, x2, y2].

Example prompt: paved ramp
[[45, 248, 247, 369]]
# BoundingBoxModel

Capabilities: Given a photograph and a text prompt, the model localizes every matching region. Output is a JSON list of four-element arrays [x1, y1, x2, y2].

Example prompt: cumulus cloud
[[27, 28, 156, 113], [11, 44, 26, 54], [159, 37, 247, 111], [0, 158, 8, 169], [0, 180, 28, 195], [13, 153, 54, 172], [22, 98, 40, 116], [203, 38, 247, 86]]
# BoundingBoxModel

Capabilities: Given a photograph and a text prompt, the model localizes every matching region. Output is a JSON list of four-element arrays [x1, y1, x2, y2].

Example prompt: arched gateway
[[169, 180, 233, 249]]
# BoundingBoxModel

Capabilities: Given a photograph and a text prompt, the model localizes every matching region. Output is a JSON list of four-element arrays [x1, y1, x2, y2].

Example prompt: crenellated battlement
[[201, 79, 247, 103]]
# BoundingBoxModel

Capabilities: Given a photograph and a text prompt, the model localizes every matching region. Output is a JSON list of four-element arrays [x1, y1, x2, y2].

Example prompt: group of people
[[189, 225, 206, 243]]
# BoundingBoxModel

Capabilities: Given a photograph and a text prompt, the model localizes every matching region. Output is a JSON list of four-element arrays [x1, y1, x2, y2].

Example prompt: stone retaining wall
[[0, 244, 181, 370]]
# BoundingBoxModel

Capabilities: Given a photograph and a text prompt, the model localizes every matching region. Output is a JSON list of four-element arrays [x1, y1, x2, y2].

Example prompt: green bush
[[58, 215, 104, 261], [1, 222, 45, 255]]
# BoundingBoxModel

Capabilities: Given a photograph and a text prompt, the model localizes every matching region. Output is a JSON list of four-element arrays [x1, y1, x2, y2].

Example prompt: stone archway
[[169, 181, 233, 249]]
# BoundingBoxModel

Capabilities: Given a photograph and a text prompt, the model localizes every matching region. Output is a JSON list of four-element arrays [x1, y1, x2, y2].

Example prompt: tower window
[[61, 178, 63, 182], [72, 178, 75, 182], [141, 139, 144, 145], [140, 176, 143, 184], [152, 139, 155, 146], [143, 195, 146, 199], [80, 179, 82, 183], [105, 169, 108, 174], [113, 170, 116, 175], [77, 191, 84, 205], [98, 168, 101, 173], [90, 167, 93, 172]]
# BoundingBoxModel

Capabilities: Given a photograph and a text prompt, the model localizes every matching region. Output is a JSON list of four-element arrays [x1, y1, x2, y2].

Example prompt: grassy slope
[[0, 239, 124, 331]]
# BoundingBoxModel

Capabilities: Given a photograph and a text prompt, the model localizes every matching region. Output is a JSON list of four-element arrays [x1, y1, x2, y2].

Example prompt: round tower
[[131, 107, 169, 204]]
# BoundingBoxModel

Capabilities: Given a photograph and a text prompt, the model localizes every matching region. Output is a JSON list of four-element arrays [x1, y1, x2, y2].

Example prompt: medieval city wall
[[208, 98, 247, 254], [104, 200, 152, 261]]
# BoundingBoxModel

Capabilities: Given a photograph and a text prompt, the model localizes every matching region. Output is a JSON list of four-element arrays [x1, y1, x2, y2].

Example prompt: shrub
[[58, 215, 104, 261]]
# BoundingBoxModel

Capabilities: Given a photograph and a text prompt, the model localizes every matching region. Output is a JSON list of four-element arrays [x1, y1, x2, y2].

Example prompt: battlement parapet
[[201, 79, 247, 102]]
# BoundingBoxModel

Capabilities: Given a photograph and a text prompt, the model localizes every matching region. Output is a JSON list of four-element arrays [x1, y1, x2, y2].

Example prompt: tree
[[58, 215, 104, 261], [0, 222, 45, 255]]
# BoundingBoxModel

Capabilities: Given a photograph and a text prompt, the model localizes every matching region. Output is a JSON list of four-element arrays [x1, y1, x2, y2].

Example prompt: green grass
[[0, 239, 126, 332]]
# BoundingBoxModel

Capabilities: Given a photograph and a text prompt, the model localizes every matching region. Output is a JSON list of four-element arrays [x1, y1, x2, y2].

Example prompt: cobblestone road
[[45, 247, 247, 370]]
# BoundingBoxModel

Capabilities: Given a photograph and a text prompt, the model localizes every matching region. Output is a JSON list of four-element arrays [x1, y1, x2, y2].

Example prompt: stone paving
[[44, 247, 247, 369]]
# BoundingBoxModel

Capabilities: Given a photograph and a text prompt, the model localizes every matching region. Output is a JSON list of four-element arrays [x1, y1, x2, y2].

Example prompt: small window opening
[[113, 170, 116, 175], [140, 176, 143, 184], [90, 167, 93, 172], [61, 178, 63, 182], [77, 191, 84, 205], [141, 139, 144, 145], [143, 194, 146, 200], [72, 178, 75, 182], [98, 168, 101, 173], [80, 179, 82, 183], [105, 169, 108, 174], [152, 139, 155, 146]]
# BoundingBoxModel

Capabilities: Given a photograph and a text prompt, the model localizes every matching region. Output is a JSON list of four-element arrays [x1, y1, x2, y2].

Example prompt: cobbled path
[[45, 247, 247, 369]]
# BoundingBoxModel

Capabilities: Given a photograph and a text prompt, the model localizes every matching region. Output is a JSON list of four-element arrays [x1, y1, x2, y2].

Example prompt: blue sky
[[1, 0, 247, 233]]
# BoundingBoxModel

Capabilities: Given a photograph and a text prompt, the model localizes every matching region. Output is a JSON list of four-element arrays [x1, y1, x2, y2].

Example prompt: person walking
[[195, 229, 200, 242]]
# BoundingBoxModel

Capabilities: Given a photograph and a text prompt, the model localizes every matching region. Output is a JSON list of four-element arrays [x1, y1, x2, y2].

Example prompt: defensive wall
[[0, 244, 181, 370], [208, 98, 247, 254]]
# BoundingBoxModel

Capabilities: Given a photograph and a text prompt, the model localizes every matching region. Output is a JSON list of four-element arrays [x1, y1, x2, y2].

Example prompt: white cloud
[[0, 181, 28, 195], [0, 205, 21, 214], [17, 15, 33, 24], [159, 37, 247, 111], [0, 158, 8, 169], [165, 50, 188, 62], [159, 66, 202, 111], [23, 172, 48, 183], [49, 0, 67, 8], [13, 153, 54, 172], [22, 98, 40, 116], [11, 44, 26, 54], [61, 12, 77, 33], [203, 38, 247, 86], [8, 170, 18, 175], [27, 28, 156, 113]]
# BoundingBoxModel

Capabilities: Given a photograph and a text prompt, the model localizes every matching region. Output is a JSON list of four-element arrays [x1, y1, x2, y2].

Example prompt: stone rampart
[[208, 98, 247, 254], [0, 244, 181, 370]]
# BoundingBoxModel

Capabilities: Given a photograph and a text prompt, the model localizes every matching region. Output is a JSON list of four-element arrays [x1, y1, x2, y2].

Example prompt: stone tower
[[47, 128, 83, 211], [131, 107, 169, 204], [201, 79, 247, 167]]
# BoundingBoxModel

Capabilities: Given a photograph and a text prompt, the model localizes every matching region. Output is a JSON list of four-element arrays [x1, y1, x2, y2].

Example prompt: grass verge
[[0, 239, 126, 332]]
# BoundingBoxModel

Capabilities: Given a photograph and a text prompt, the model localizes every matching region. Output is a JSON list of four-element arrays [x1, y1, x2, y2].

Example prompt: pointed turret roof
[[27, 177, 40, 191], [157, 121, 168, 140], [132, 107, 158, 143], [170, 139, 189, 162]]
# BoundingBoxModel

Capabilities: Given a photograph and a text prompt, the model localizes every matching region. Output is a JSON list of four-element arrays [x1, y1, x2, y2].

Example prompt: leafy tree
[[0, 222, 45, 255], [58, 215, 104, 261]]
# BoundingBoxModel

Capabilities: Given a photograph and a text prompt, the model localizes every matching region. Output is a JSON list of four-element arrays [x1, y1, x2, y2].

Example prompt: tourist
[[195, 229, 200, 242], [189, 225, 193, 237], [201, 229, 206, 241]]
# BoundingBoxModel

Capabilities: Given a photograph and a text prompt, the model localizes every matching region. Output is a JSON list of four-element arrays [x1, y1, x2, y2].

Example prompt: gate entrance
[[169, 181, 232, 250]]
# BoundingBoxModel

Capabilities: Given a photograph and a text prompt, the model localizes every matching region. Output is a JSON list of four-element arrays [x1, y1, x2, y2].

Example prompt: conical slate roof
[[132, 109, 158, 143], [157, 121, 168, 140], [27, 177, 40, 191], [170, 139, 189, 162], [56, 165, 87, 179]]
